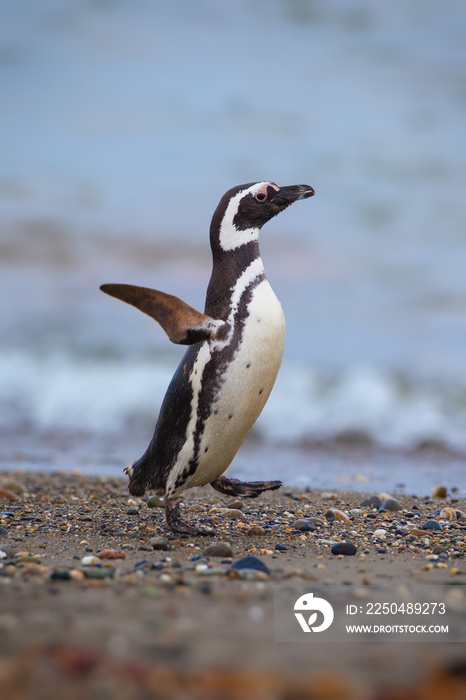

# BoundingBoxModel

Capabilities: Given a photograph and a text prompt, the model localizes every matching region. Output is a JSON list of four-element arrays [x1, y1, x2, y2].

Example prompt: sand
[[0, 470, 465, 699]]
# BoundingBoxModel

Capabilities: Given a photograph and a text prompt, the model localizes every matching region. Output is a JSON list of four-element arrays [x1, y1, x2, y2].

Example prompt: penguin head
[[211, 181, 314, 252]]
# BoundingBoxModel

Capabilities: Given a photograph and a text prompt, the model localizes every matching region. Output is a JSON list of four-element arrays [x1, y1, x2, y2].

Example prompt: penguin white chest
[[186, 279, 285, 489]]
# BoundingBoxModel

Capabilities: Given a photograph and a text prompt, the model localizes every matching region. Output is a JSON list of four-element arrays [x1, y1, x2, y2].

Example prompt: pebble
[[247, 525, 266, 536], [372, 529, 387, 539], [15, 555, 41, 564], [0, 544, 15, 558], [432, 485, 447, 498], [293, 519, 316, 532], [307, 517, 324, 527], [360, 496, 382, 510], [380, 498, 402, 512], [331, 542, 357, 556], [0, 489, 17, 501], [0, 480, 25, 495], [81, 567, 115, 579], [422, 520, 443, 531], [229, 556, 270, 575], [432, 545, 447, 555], [275, 543, 288, 552], [439, 507, 456, 520], [195, 563, 209, 572], [197, 566, 229, 577], [81, 556, 100, 565], [21, 564, 47, 576], [187, 504, 205, 513], [147, 496, 165, 508], [150, 536, 170, 551], [231, 569, 269, 581], [202, 542, 233, 558], [324, 508, 351, 523], [98, 549, 126, 560], [318, 539, 338, 546], [222, 509, 246, 520], [228, 500, 244, 510], [126, 508, 139, 515], [50, 569, 72, 581], [378, 492, 392, 501], [321, 492, 338, 500]]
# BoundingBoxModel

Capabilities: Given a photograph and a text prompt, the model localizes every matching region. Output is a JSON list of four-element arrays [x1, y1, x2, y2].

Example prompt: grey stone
[[80, 567, 115, 579], [202, 542, 233, 558], [380, 498, 402, 512], [422, 519, 443, 531], [0, 543, 15, 558], [360, 496, 382, 509], [293, 519, 316, 532]]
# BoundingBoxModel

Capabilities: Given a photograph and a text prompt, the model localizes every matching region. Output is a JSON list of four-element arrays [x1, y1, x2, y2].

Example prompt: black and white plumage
[[101, 181, 314, 534]]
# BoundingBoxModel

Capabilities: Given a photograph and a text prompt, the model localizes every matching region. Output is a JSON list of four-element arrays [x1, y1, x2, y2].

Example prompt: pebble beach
[[0, 469, 465, 699], [2, 2, 466, 697]]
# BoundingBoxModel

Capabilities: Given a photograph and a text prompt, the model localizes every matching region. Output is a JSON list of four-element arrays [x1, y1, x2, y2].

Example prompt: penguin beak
[[273, 184, 315, 206]]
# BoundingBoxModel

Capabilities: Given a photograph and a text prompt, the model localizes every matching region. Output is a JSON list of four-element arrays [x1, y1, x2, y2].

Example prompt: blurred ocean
[[1, 1, 465, 491]]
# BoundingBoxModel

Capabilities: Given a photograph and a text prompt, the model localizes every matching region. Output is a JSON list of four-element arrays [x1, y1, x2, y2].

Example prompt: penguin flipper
[[100, 283, 226, 345]]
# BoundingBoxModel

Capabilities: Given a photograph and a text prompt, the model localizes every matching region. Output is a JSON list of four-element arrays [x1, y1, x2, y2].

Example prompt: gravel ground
[[0, 470, 465, 699]]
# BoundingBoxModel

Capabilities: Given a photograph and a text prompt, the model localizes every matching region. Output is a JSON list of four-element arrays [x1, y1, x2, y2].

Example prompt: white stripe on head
[[218, 181, 278, 252]]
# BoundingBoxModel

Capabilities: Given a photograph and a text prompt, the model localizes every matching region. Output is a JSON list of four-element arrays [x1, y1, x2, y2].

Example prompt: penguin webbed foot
[[211, 476, 282, 499], [165, 497, 214, 536]]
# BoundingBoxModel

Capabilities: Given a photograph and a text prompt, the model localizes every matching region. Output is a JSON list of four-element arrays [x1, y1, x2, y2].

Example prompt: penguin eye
[[255, 192, 267, 202]]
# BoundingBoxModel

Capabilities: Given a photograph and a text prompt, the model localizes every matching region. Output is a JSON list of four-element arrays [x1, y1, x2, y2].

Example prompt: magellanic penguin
[[100, 181, 314, 535]]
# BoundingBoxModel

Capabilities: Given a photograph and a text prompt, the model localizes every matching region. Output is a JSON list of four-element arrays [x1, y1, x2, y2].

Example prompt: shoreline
[[1, 427, 465, 497], [0, 470, 465, 698]]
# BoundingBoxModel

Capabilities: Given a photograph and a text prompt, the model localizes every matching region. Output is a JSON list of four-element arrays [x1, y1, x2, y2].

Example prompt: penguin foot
[[211, 476, 282, 499], [165, 498, 214, 536]]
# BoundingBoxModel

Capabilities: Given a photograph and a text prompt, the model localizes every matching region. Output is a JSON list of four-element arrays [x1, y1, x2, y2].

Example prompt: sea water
[[1, 1, 465, 493]]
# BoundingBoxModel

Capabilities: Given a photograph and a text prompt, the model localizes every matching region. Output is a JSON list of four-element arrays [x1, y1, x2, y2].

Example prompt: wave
[[1, 352, 465, 455]]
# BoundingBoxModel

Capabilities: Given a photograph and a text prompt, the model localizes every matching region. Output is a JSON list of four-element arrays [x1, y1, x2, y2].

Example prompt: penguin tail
[[124, 456, 165, 497]]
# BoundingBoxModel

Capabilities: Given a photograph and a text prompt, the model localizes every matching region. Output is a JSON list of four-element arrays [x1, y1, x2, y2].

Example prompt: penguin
[[100, 181, 314, 535]]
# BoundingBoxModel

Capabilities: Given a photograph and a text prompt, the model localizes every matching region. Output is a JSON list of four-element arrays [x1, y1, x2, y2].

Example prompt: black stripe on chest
[[172, 272, 265, 490]]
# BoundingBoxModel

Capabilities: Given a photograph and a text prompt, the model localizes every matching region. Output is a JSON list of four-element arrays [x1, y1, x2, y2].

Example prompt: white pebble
[[81, 555, 100, 565], [372, 529, 387, 539]]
